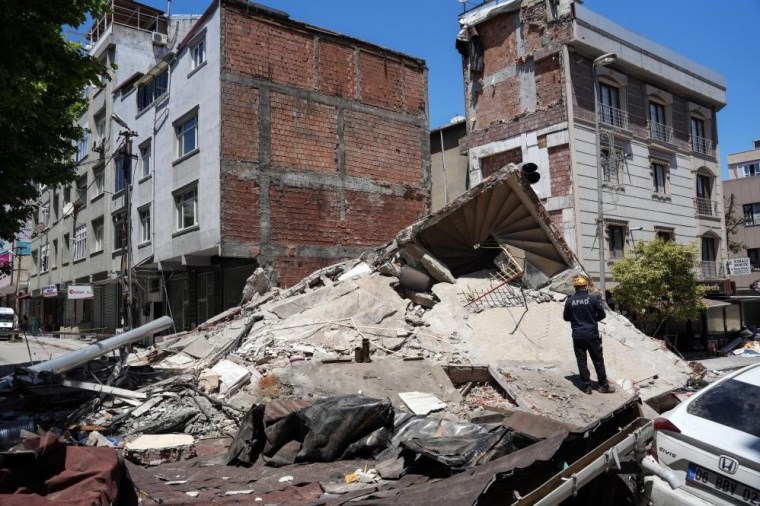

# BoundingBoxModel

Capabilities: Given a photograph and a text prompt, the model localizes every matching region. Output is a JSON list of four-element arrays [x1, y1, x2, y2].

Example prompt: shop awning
[[702, 298, 731, 309]]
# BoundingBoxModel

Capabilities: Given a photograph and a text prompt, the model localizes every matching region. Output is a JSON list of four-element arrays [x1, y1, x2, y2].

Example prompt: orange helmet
[[572, 275, 590, 288]]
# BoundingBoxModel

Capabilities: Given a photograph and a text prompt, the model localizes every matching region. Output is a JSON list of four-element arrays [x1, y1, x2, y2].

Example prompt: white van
[[0, 307, 15, 339]]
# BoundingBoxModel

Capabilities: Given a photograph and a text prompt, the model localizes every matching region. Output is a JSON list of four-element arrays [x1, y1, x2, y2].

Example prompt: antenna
[[111, 113, 130, 130], [62, 202, 75, 218]]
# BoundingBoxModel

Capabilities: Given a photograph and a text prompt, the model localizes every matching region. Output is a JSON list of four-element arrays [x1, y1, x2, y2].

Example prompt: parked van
[[0, 307, 15, 340]]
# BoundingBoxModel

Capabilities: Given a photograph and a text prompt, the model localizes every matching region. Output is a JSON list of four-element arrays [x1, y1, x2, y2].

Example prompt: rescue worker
[[563, 275, 615, 394]]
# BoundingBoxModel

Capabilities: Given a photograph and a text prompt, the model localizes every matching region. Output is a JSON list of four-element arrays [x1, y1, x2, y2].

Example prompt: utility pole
[[112, 113, 137, 332]]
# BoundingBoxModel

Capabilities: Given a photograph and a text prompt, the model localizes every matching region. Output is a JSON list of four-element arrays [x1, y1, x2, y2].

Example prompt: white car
[[643, 362, 760, 505]]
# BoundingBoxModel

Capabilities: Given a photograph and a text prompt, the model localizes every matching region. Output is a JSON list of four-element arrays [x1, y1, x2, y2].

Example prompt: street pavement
[[0, 336, 88, 376]]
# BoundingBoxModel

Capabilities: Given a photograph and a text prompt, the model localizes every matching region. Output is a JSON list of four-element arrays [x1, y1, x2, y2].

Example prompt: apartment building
[[24, 0, 430, 335], [25, 1, 198, 333], [430, 118, 468, 211], [723, 140, 760, 323], [454, 0, 727, 294]]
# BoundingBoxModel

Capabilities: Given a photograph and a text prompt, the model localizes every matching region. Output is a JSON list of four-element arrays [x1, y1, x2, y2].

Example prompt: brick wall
[[548, 144, 571, 196], [481, 148, 522, 178], [220, 2, 429, 286], [270, 92, 338, 173]]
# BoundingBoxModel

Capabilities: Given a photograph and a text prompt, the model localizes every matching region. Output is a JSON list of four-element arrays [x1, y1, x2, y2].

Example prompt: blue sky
[[101, 0, 759, 177]]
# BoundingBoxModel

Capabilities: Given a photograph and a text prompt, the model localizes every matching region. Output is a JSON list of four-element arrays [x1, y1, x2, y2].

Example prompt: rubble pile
[[0, 166, 714, 504]]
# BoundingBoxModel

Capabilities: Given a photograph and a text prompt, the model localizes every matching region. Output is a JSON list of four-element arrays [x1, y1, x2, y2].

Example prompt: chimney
[[754, 139, 760, 149]]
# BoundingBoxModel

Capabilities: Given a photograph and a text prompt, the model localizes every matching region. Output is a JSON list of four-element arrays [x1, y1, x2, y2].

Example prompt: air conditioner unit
[[152, 32, 168, 46]]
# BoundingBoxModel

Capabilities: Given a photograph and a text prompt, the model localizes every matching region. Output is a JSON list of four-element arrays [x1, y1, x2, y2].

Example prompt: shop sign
[[15, 241, 31, 256], [0, 252, 10, 269], [724, 258, 751, 276], [42, 284, 58, 297], [67, 284, 94, 300], [697, 279, 734, 296]]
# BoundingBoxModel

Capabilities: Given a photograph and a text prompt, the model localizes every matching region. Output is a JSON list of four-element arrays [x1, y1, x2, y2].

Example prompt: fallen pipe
[[27, 316, 173, 375]]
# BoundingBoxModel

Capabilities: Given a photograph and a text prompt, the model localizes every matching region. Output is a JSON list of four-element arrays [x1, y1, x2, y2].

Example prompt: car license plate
[[687, 463, 760, 505]]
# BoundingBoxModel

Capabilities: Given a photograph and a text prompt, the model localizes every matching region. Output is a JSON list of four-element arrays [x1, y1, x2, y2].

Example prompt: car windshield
[[0, 314, 13, 323], [686, 378, 760, 438]]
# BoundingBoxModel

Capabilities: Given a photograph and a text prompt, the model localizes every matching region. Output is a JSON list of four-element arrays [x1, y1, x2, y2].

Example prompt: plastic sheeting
[[226, 395, 394, 467]]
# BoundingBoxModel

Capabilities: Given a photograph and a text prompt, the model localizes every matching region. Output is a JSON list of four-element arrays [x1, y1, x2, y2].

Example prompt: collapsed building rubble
[[0, 164, 704, 503]]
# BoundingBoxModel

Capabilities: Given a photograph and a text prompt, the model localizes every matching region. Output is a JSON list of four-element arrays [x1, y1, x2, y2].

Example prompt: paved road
[[0, 337, 86, 375]]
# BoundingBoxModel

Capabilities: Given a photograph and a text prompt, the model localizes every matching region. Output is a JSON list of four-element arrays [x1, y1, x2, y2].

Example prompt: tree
[[610, 239, 706, 331], [724, 193, 746, 255], [0, 1, 111, 252]]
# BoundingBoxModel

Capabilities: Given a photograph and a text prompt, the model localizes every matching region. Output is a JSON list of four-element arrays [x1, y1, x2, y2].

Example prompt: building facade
[[455, 0, 727, 293], [723, 140, 760, 323], [429, 118, 469, 212], [26, 0, 430, 335]]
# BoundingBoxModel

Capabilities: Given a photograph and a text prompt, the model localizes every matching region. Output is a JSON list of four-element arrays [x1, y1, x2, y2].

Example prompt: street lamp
[[592, 52, 617, 300]]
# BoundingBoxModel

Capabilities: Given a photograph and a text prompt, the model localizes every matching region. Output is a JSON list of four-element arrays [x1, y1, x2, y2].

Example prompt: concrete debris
[[125, 434, 196, 466], [398, 392, 447, 415], [0, 166, 707, 504]]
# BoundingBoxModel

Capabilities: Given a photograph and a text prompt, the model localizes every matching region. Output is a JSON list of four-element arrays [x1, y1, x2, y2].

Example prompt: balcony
[[690, 135, 713, 156], [700, 261, 719, 280], [647, 120, 674, 144], [694, 197, 719, 218], [597, 103, 629, 130], [87, 0, 167, 46]]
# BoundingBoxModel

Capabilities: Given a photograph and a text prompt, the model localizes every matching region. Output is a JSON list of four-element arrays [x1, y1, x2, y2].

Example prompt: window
[[113, 213, 127, 251], [140, 142, 152, 178], [608, 224, 626, 259], [748, 248, 760, 270], [175, 186, 198, 231], [652, 163, 667, 194], [686, 379, 760, 438], [63, 187, 71, 206], [137, 69, 169, 112], [94, 110, 106, 147], [63, 233, 70, 264], [191, 39, 206, 69], [598, 82, 622, 127], [176, 114, 198, 158], [92, 167, 105, 199], [52, 240, 57, 269], [744, 203, 760, 226], [696, 174, 714, 216], [744, 163, 759, 178], [690, 117, 710, 154], [115, 152, 128, 193], [656, 230, 674, 242], [73, 224, 87, 261], [53, 192, 59, 221], [77, 125, 89, 161], [76, 174, 88, 205], [648, 101, 667, 141], [40, 244, 49, 273], [41, 202, 50, 228], [92, 219, 104, 253], [139, 207, 151, 244]]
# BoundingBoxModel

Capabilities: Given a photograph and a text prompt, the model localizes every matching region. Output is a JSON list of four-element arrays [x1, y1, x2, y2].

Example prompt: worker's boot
[[581, 383, 593, 395], [598, 381, 616, 394]]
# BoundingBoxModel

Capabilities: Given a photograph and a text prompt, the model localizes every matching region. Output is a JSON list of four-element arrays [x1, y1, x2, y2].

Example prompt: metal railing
[[690, 135, 713, 156], [647, 121, 673, 144], [87, 1, 167, 45], [597, 103, 629, 129], [700, 261, 718, 280], [694, 197, 719, 217]]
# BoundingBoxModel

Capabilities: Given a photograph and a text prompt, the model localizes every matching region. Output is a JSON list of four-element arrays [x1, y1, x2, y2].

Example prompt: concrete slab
[[182, 336, 213, 359], [212, 359, 251, 395], [125, 434, 196, 466], [275, 358, 462, 409], [398, 392, 447, 415]]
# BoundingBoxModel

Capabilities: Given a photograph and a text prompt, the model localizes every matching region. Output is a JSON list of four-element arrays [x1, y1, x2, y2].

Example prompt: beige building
[[723, 140, 760, 325], [430, 118, 468, 211]]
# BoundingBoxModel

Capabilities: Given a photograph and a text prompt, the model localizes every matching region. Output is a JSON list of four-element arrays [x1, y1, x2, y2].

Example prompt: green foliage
[[0, 0, 111, 247], [611, 239, 706, 325], [724, 193, 746, 255]]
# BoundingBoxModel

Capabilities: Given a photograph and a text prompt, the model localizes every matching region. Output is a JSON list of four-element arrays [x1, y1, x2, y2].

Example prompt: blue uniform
[[563, 290, 608, 387]]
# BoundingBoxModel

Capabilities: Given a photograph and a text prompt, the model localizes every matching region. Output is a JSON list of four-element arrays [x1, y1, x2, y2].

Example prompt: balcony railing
[[690, 135, 713, 156], [647, 120, 674, 144], [694, 197, 719, 217], [700, 261, 719, 280], [597, 103, 629, 129]]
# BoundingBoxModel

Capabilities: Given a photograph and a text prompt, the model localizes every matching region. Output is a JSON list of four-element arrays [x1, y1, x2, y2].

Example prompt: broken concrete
[[125, 434, 196, 466]]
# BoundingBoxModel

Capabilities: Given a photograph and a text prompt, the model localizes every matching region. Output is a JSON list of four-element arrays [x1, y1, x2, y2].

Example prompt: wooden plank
[[61, 379, 147, 400], [487, 364, 533, 411]]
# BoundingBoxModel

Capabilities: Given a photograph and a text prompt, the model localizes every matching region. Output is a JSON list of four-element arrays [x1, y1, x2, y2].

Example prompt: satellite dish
[[34, 223, 45, 234], [63, 202, 74, 217]]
